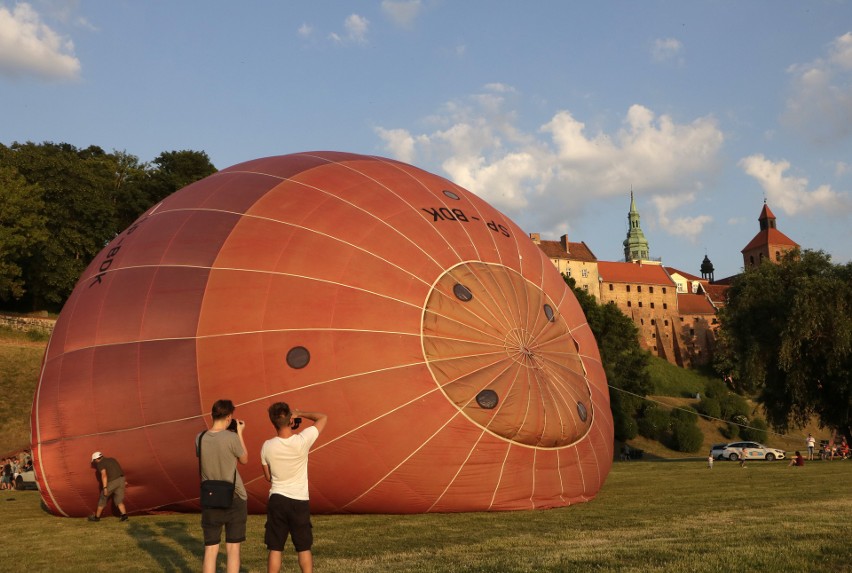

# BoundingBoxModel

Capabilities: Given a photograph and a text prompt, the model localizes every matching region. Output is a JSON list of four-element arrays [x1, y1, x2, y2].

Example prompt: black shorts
[[202, 496, 247, 546], [265, 494, 312, 552]]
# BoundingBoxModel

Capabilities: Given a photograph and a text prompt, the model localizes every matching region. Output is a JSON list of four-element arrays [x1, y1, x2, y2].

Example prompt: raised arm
[[294, 409, 328, 434]]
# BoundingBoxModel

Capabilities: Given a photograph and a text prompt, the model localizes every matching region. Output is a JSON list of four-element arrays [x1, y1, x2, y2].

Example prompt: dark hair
[[211, 399, 235, 421], [268, 402, 292, 431]]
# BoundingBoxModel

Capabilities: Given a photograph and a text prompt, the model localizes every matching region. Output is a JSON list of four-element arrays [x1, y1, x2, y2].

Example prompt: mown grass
[[2, 460, 851, 572], [647, 355, 716, 398]]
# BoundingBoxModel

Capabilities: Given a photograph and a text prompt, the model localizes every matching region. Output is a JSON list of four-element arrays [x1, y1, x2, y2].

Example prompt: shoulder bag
[[198, 430, 236, 509]]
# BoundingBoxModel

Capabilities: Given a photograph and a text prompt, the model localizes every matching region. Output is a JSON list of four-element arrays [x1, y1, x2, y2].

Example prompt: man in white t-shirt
[[261, 402, 327, 573]]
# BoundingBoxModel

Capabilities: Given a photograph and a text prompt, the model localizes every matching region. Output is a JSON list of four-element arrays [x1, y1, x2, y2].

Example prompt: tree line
[[0, 141, 216, 312]]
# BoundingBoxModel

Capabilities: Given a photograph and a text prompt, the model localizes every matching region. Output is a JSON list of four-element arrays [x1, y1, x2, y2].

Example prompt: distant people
[[620, 444, 631, 461], [1, 458, 11, 490], [806, 434, 816, 460], [261, 403, 328, 573], [789, 451, 805, 467], [197, 399, 248, 573], [740, 447, 748, 468], [707, 452, 714, 469], [88, 452, 128, 522]]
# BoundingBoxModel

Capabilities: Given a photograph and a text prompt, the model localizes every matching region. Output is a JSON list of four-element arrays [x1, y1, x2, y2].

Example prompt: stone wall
[[0, 314, 56, 335]]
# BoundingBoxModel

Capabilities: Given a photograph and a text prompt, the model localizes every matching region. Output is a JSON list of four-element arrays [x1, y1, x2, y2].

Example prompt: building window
[[664, 320, 669, 326], [637, 285, 642, 293], [565, 267, 572, 277], [651, 319, 656, 325], [652, 332, 657, 338], [712, 318, 718, 324], [640, 318, 644, 325], [776, 251, 781, 261], [583, 284, 588, 291], [680, 317, 684, 322], [663, 303, 668, 310], [690, 328, 695, 336], [609, 284, 614, 291], [626, 285, 631, 292], [759, 253, 764, 262], [638, 301, 643, 308], [650, 302, 655, 309], [649, 286, 654, 294], [662, 287, 667, 294], [581, 269, 588, 278], [627, 301, 632, 307], [750, 255, 755, 265]]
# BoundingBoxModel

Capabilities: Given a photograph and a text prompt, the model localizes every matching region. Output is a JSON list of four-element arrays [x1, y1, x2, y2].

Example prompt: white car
[[719, 441, 786, 461]]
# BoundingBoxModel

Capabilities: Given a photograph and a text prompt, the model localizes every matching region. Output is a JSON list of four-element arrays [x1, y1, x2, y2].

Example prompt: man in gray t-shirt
[[196, 399, 248, 573]]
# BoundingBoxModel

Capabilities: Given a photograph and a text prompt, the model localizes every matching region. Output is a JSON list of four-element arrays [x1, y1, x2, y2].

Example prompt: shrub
[[719, 393, 750, 421], [703, 378, 729, 399], [741, 417, 769, 442], [613, 410, 638, 441], [671, 419, 704, 453], [638, 407, 670, 441], [721, 422, 740, 440], [670, 407, 698, 425], [697, 397, 721, 420]]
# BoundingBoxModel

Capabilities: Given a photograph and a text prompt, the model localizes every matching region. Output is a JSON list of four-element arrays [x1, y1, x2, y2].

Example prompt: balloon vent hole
[[476, 390, 499, 409], [543, 304, 555, 322], [453, 283, 473, 302], [286, 347, 310, 369], [443, 189, 460, 200], [577, 401, 588, 422]]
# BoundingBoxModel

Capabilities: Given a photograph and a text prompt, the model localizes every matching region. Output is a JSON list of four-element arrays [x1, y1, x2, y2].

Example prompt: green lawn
[[3, 460, 851, 572], [647, 355, 716, 398]]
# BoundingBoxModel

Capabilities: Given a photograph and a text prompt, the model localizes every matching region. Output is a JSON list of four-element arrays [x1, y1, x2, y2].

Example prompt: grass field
[[3, 460, 851, 572]]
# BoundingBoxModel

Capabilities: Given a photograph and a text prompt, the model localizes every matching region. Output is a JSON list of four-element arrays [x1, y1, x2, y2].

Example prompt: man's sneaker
[[87, 515, 100, 522], [120, 514, 129, 522]]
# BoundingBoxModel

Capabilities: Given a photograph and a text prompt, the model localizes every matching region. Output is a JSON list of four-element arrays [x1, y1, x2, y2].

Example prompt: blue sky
[[1, 1, 851, 280]]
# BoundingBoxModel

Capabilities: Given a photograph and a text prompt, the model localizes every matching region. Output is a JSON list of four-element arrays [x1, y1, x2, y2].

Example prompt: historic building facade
[[531, 195, 799, 368]]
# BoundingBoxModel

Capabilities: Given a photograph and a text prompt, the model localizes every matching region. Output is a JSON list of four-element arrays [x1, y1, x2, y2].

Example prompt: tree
[[719, 250, 852, 435], [0, 165, 48, 301], [565, 276, 652, 441], [142, 150, 217, 205]]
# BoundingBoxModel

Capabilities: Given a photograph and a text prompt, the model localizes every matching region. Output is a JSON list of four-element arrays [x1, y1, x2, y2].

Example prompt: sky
[[1, 1, 851, 280]]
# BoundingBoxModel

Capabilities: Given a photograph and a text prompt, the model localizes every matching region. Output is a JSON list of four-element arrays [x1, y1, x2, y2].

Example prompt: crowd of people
[[0, 452, 34, 490]]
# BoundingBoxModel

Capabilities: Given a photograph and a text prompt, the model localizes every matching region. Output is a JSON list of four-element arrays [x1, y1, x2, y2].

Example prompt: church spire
[[623, 189, 650, 262]]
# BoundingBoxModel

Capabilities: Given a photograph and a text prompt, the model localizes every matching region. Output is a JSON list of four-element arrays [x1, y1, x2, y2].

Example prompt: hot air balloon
[[31, 151, 613, 517]]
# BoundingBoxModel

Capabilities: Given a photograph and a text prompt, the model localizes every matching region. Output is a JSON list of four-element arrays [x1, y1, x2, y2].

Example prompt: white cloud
[[376, 86, 724, 240], [783, 32, 852, 144], [0, 2, 81, 80], [650, 193, 712, 242], [739, 154, 851, 215], [382, 0, 421, 27], [651, 37, 684, 64], [330, 14, 369, 44], [298, 23, 313, 38]]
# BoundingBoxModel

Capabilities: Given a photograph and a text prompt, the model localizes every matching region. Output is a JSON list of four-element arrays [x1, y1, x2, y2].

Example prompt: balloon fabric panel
[[32, 152, 613, 516]]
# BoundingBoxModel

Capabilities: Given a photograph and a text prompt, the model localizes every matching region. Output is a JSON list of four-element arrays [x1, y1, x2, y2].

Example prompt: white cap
[[91, 451, 103, 462]]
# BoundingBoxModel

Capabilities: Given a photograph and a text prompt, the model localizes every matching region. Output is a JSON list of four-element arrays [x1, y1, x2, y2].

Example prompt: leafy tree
[[670, 418, 704, 453], [719, 249, 852, 435], [142, 150, 217, 205], [740, 417, 769, 443], [565, 276, 651, 441], [637, 406, 670, 441], [0, 165, 48, 301], [696, 396, 721, 420]]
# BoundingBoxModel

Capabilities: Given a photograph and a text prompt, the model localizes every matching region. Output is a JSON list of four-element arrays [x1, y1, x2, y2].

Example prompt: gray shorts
[[98, 476, 126, 506]]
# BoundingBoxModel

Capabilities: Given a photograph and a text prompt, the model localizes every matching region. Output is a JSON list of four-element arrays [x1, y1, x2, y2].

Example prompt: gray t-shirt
[[196, 429, 246, 500]]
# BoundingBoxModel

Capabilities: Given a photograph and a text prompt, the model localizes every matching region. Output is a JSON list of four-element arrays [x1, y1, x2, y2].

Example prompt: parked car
[[710, 443, 728, 460], [14, 469, 38, 491], [719, 441, 786, 461]]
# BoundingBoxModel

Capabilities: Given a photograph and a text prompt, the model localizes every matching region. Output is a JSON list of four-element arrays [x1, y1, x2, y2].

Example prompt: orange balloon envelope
[[31, 151, 613, 516]]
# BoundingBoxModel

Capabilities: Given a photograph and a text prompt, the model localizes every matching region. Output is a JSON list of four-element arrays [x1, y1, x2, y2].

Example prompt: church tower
[[741, 200, 799, 268], [623, 190, 650, 262], [700, 254, 715, 282]]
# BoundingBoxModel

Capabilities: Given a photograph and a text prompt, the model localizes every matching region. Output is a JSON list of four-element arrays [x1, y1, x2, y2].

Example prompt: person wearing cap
[[88, 452, 128, 522]]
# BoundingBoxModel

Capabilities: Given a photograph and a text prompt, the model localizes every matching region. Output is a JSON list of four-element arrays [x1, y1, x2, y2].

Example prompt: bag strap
[[197, 429, 237, 485]]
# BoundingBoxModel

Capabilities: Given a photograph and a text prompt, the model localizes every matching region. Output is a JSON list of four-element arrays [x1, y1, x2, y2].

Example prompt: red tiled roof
[[759, 203, 776, 221], [597, 261, 675, 286], [677, 293, 716, 315], [537, 240, 598, 262], [665, 266, 703, 282], [701, 283, 730, 306], [741, 228, 799, 253]]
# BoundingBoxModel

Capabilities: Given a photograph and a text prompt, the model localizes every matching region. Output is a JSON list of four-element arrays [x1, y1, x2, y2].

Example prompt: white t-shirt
[[260, 426, 319, 501]]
